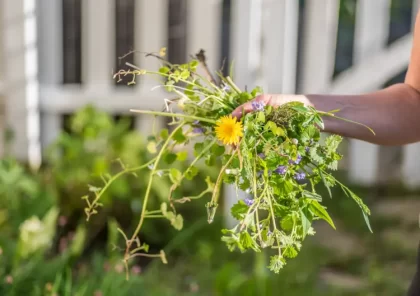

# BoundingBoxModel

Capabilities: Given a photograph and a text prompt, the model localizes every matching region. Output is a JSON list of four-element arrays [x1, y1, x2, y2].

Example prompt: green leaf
[[280, 215, 294, 231], [180, 69, 190, 80], [277, 180, 294, 196], [291, 105, 308, 113], [325, 135, 343, 154], [176, 151, 188, 161], [160, 128, 169, 140], [300, 208, 312, 238], [194, 142, 204, 156], [173, 128, 187, 144], [231, 200, 249, 220], [189, 60, 199, 69], [283, 246, 298, 258], [205, 154, 216, 166], [257, 111, 265, 123], [319, 170, 332, 198], [302, 191, 322, 202], [327, 160, 338, 170], [362, 211, 373, 233], [211, 144, 225, 156], [185, 166, 198, 180], [171, 214, 183, 230], [147, 141, 157, 154], [169, 168, 182, 184], [309, 200, 336, 230], [268, 255, 286, 274], [159, 66, 170, 74], [239, 232, 256, 250], [164, 153, 177, 164]]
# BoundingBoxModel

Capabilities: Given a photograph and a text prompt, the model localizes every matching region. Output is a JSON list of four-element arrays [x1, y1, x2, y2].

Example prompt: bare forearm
[[303, 83, 420, 145]]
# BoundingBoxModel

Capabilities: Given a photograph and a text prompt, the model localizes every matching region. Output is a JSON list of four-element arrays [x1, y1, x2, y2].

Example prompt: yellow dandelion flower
[[215, 115, 244, 145]]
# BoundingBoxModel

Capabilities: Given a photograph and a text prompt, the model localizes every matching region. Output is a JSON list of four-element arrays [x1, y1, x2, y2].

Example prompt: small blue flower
[[305, 147, 310, 153], [193, 120, 200, 125], [193, 127, 205, 134], [251, 101, 266, 111], [295, 154, 302, 164], [294, 172, 306, 181], [274, 165, 287, 175], [289, 154, 302, 165], [222, 85, 230, 92], [258, 153, 266, 159], [244, 198, 254, 206]]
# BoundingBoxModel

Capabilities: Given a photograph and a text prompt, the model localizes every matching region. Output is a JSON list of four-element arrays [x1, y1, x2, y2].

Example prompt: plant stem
[[130, 109, 216, 124], [87, 157, 157, 218], [318, 111, 375, 135], [226, 76, 242, 94], [127, 124, 184, 253]]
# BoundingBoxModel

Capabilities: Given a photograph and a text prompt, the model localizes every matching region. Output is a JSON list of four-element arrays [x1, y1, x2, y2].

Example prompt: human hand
[[231, 94, 310, 119]]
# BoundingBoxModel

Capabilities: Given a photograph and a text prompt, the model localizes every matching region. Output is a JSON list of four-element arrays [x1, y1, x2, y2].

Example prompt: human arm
[[233, 11, 420, 146]]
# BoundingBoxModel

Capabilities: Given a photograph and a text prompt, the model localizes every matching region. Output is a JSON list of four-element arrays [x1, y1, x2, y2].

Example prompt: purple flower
[[289, 154, 302, 165], [193, 127, 205, 134], [251, 101, 266, 111], [222, 84, 230, 92], [294, 172, 306, 181], [305, 147, 310, 153], [244, 198, 254, 206], [193, 120, 200, 125], [274, 165, 287, 175], [258, 153, 266, 159]]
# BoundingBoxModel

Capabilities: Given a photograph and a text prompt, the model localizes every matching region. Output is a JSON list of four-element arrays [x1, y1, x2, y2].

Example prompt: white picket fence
[[1, 0, 420, 190]]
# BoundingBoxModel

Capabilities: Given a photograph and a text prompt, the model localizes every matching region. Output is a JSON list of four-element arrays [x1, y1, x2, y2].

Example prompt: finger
[[232, 102, 254, 119]]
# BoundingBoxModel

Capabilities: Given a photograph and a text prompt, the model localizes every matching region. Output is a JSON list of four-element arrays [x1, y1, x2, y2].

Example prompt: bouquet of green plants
[[83, 48, 374, 276]]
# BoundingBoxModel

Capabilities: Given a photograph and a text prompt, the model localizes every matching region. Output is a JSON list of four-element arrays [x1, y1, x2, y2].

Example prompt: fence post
[[348, 0, 391, 186], [134, 0, 168, 134], [300, 0, 339, 94], [37, 0, 63, 153], [187, 0, 222, 76], [2, 0, 41, 168], [261, 0, 299, 94], [81, 0, 114, 92]]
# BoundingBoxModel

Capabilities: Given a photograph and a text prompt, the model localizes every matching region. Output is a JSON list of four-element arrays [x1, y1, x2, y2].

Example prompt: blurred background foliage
[[0, 105, 418, 296], [0, 0, 419, 294]]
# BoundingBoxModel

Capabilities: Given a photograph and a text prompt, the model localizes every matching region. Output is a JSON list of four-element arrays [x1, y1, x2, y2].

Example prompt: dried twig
[[195, 49, 217, 85]]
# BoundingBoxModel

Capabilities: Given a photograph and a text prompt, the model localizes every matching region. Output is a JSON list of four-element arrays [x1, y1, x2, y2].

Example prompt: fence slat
[[37, 0, 62, 85], [300, 0, 339, 93], [40, 112, 62, 152], [230, 0, 263, 90], [187, 0, 222, 77], [135, 0, 168, 93], [37, 0, 63, 152], [402, 143, 420, 188], [82, 0, 114, 90], [262, 0, 299, 94], [39, 87, 167, 112], [3, 0, 41, 167], [327, 35, 412, 94], [347, 0, 390, 185]]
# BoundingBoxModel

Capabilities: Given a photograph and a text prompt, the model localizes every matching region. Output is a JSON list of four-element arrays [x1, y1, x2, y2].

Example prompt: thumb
[[232, 102, 253, 119]]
